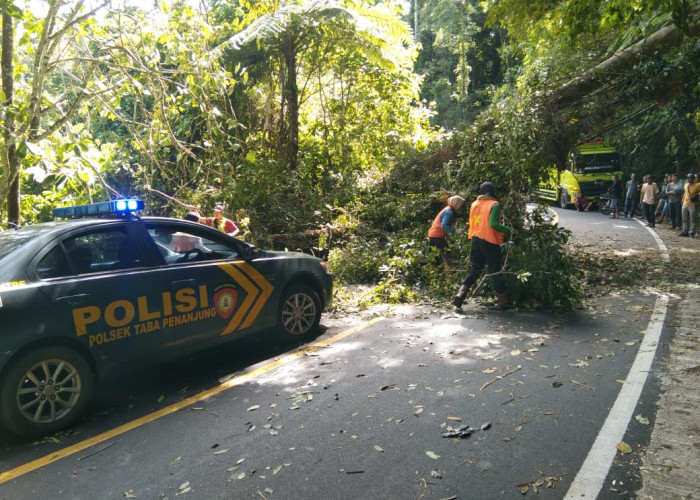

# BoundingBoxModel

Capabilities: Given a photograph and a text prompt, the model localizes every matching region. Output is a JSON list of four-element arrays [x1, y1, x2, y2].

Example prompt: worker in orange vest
[[427, 195, 466, 265], [453, 182, 511, 310]]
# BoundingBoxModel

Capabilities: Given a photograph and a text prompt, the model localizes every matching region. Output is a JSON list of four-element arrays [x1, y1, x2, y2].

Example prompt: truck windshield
[[572, 153, 621, 173]]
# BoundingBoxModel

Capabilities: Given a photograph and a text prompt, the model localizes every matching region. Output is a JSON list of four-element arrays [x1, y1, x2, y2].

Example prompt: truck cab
[[535, 142, 623, 208]]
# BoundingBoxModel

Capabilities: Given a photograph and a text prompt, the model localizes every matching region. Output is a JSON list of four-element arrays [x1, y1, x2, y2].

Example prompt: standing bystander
[[679, 173, 700, 238], [623, 173, 640, 218], [607, 174, 623, 219], [640, 175, 659, 228], [666, 173, 683, 230], [656, 174, 670, 224]]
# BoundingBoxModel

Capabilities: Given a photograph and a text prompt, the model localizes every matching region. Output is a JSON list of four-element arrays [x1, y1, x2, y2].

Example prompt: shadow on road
[[0, 326, 327, 451]]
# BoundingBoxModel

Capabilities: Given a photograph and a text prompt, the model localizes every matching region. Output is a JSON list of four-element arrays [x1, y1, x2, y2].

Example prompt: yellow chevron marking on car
[[237, 264, 273, 330], [218, 263, 259, 334], [218, 262, 273, 335]]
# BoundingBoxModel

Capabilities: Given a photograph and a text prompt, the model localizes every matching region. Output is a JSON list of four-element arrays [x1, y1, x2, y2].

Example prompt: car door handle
[[171, 279, 196, 286], [55, 294, 91, 306]]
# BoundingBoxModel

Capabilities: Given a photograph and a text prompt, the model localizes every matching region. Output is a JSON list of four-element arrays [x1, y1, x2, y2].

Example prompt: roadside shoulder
[[637, 230, 700, 499]]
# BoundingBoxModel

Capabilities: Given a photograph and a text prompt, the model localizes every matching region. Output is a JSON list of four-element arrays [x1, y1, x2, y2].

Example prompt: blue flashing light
[[53, 199, 144, 218]]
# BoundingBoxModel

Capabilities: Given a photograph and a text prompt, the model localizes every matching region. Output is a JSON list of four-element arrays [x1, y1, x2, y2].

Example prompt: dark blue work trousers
[[462, 236, 506, 294]]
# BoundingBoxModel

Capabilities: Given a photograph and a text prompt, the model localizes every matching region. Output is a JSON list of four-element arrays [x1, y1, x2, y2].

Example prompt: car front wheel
[[277, 284, 321, 338], [0, 346, 94, 437]]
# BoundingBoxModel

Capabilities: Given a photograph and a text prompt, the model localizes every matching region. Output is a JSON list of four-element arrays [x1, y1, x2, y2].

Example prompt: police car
[[0, 200, 333, 436]]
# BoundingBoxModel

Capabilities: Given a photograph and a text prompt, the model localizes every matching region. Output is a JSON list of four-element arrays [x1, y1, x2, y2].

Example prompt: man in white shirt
[[640, 175, 659, 228]]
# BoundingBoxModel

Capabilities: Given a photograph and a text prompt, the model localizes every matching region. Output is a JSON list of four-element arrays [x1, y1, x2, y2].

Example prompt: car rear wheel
[[0, 346, 94, 437], [277, 284, 321, 338]]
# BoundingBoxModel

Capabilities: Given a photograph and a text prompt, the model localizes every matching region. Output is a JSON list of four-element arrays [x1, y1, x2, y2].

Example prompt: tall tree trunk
[[282, 33, 299, 171], [2, 10, 20, 225]]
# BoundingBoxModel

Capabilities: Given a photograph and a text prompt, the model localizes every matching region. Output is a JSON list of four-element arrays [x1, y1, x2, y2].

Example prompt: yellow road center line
[[549, 207, 559, 225], [0, 317, 385, 485]]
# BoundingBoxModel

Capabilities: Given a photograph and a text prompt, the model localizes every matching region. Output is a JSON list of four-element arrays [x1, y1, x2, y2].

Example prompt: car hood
[[256, 249, 324, 262]]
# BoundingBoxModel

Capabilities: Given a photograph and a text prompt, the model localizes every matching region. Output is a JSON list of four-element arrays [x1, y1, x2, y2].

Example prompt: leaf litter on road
[[287, 390, 315, 409], [176, 481, 191, 496], [635, 414, 650, 425], [616, 441, 633, 454], [441, 421, 492, 438], [517, 470, 567, 495], [480, 365, 522, 391]]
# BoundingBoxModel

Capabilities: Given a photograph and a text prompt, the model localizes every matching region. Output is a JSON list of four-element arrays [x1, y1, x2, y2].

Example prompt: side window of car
[[37, 246, 71, 279], [146, 224, 239, 265], [63, 229, 144, 274]]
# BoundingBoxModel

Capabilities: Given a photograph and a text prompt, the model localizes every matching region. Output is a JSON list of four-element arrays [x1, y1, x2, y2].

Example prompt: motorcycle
[[598, 192, 613, 215], [599, 192, 642, 217]]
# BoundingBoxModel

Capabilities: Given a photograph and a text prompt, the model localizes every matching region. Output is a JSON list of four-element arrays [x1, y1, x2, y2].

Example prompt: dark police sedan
[[0, 200, 332, 436]]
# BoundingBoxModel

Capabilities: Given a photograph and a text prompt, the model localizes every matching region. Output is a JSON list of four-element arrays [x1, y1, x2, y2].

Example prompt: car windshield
[[0, 224, 58, 261]]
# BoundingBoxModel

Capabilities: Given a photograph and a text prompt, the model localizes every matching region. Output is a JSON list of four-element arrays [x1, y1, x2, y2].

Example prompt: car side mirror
[[241, 245, 258, 261]]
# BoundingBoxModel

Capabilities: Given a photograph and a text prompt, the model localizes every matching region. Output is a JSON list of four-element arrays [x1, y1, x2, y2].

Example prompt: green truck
[[534, 142, 623, 208]]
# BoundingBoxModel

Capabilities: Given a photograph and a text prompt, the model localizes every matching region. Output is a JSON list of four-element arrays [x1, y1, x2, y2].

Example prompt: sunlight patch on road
[[613, 248, 644, 257]]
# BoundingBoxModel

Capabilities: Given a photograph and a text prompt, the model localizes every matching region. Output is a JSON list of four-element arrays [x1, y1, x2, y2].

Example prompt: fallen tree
[[548, 4, 700, 111]]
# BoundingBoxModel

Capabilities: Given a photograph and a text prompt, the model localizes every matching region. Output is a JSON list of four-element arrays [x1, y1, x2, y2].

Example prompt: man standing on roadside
[[623, 173, 640, 218], [607, 174, 623, 219], [665, 173, 683, 230], [655, 174, 670, 224], [679, 173, 700, 238], [640, 175, 659, 228]]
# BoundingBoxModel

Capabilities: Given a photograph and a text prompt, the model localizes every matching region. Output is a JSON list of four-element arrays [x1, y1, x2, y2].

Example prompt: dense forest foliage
[[1, 0, 698, 308]]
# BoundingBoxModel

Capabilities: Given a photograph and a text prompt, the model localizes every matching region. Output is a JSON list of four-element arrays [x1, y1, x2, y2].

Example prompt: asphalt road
[[0, 206, 673, 500]]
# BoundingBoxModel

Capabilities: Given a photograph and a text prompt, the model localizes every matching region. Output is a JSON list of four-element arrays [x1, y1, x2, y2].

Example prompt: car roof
[[0, 215, 250, 265]]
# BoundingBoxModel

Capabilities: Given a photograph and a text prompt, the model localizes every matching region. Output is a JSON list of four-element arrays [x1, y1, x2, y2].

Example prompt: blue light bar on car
[[53, 199, 144, 218]]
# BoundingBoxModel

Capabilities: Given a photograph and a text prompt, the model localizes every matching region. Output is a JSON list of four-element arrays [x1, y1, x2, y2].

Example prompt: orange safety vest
[[428, 207, 452, 238], [468, 198, 504, 245], [204, 216, 237, 234]]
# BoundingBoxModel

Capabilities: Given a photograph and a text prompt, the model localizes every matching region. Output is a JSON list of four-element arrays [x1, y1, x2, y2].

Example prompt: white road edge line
[[636, 218, 669, 261], [564, 222, 670, 499]]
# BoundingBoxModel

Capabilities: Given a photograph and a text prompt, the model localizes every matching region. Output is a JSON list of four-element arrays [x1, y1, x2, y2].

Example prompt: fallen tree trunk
[[549, 5, 700, 111]]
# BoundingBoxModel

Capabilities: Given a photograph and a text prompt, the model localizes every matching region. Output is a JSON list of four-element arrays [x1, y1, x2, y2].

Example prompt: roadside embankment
[[637, 227, 700, 499]]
